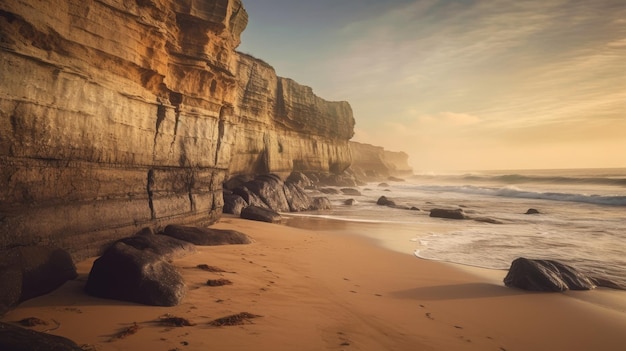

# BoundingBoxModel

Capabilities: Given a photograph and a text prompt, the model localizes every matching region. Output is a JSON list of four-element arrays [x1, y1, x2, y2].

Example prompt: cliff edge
[[0, 0, 248, 258], [0, 0, 359, 259]]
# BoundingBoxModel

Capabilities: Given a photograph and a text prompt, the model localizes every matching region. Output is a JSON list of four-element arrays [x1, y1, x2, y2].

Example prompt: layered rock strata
[[0, 0, 248, 259], [0, 0, 377, 261], [230, 53, 355, 176]]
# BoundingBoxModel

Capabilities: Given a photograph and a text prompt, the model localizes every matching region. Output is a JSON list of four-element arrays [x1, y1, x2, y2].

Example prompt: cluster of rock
[[223, 172, 336, 223], [1, 224, 252, 314], [86, 225, 251, 306], [0, 223, 252, 349]]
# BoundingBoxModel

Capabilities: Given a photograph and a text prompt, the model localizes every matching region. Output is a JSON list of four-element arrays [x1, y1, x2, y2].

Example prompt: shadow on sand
[[392, 282, 527, 301]]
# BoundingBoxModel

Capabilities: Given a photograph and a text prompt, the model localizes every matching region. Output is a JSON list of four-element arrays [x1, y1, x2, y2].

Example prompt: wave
[[413, 184, 626, 206], [411, 169, 626, 187], [465, 174, 626, 186]]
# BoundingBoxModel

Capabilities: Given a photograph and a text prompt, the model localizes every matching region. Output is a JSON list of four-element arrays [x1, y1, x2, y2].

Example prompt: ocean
[[283, 168, 626, 288]]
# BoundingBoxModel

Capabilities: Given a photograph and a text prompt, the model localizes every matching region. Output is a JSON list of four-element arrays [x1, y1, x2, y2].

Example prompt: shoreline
[[281, 213, 626, 313], [2, 217, 625, 350]]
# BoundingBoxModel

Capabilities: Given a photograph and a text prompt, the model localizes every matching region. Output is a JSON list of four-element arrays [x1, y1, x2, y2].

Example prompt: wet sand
[[1, 217, 625, 350]]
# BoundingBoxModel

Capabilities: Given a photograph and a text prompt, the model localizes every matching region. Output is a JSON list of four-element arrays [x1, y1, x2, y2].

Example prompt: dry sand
[[2, 217, 625, 350]]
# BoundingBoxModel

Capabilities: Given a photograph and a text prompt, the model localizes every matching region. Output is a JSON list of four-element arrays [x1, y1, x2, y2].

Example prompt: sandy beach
[[2, 217, 625, 351]]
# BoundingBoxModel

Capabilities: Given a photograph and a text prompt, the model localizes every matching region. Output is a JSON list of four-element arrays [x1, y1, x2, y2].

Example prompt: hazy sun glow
[[239, 0, 626, 171]]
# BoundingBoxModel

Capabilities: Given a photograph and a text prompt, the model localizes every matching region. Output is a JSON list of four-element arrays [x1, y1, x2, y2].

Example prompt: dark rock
[[0, 322, 83, 351], [315, 172, 358, 187], [311, 197, 332, 210], [163, 225, 251, 246], [340, 188, 362, 196], [590, 276, 625, 290], [429, 208, 467, 220], [283, 182, 313, 212], [286, 172, 313, 189], [472, 217, 503, 224], [387, 176, 405, 182], [223, 192, 247, 215], [0, 246, 77, 316], [378, 183, 390, 188], [223, 174, 254, 191], [232, 186, 269, 209], [504, 257, 596, 292], [410, 207, 420, 211], [344, 199, 357, 206], [525, 208, 540, 214], [376, 196, 396, 207], [85, 242, 186, 306], [319, 187, 341, 195], [240, 205, 282, 223], [117, 230, 196, 260], [244, 174, 290, 212]]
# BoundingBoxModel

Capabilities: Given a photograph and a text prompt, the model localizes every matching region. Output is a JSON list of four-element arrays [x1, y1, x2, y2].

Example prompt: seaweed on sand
[[110, 322, 140, 341], [208, 312, 262, 327], [157, 314, 195, 327], [206, 278, 233, 286]]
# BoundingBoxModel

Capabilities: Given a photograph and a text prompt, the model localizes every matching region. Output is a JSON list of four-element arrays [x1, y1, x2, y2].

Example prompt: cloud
[[243, 0, 626, 170]]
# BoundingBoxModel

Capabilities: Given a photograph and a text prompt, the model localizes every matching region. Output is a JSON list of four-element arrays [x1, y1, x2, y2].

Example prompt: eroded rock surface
[[0, 322, 83, 351], [85, 241, 186, 306], [230, 54, 355, 177], [0, 0, 249, 260], [163, 224, 251, 246], [0, 246, 76, 315], [0, 0, 393, 264], [430, 208, 467, 220], [240, 205, 282, 223], [504, 258, 596, 292]]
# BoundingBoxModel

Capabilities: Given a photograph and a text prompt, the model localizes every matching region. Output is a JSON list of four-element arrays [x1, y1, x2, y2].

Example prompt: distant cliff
[[0, 0, 359, 259], [230, 53, 354, 176], [349, 142, 413, 181]]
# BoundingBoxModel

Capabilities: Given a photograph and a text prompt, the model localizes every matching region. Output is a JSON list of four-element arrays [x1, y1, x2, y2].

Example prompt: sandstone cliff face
[[230, 53, 354, 176], [0, 0, 248, 259], [349, 141, 413, 180]]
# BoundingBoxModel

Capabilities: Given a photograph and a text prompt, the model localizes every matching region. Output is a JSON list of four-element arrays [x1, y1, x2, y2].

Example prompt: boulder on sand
[[0, 246, 77, 316], [429, 208, 467, 220], [163, 225, 251, 246], [503, 257, 596, 292], [85, 241, 186, 306], [241, 205, 282, 223], [117, 229, 196, 260], [0, 322, 83, 351], [223, 192, 247, 215]]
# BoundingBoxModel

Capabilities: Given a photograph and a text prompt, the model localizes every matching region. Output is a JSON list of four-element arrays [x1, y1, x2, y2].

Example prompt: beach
[[2, 216, 625, 351]]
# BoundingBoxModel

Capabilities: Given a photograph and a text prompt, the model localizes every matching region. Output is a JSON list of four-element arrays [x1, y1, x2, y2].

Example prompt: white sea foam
[[297, 168, 626, 287]]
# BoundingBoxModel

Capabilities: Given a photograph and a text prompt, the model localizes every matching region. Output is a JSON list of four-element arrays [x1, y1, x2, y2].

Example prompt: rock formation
[[504, 258, 596, 292], [0, 322, 84, 351], [349, 141, 413, 181], [0, 0, 251, 259], [0, 0, 405, 261], [230, 53, 355, 176], [0, 246, 77, 315], [429, 208, 467, 220]]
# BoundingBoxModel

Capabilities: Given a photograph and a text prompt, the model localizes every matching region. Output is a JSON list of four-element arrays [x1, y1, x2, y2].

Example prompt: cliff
[[229, 53, 354, 176], [349, 141, 413, 181], [0, 0, 358, 259], [0, 0, 248, 259]]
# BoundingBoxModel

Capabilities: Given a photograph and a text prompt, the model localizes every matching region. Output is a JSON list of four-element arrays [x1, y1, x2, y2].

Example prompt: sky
[[238, 0, 626, 171]]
